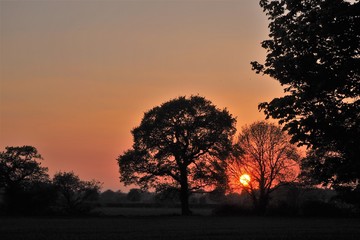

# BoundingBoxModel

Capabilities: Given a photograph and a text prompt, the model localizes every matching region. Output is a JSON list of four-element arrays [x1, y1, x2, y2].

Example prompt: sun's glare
[[239, 174, 251, 186]]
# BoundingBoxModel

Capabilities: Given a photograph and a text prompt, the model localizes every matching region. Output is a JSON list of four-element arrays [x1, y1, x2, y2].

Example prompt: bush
[[53, 171, 101, 215]]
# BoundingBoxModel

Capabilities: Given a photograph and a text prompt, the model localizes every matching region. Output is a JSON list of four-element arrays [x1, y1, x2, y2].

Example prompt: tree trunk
[[253, 180, 269, 215], [179, 166, 192, 216], [256, 193, 269, 216]]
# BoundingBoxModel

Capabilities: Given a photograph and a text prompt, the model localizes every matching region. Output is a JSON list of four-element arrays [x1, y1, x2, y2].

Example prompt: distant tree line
[[0, 146, 101, 216], [97, 185, 357, 217]]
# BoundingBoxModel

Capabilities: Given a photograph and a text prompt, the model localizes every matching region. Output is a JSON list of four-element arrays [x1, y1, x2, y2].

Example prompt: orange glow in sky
[[0, 1, 284, 191]]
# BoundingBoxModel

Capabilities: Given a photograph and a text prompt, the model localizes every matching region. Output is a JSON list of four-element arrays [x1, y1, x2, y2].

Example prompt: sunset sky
[[0, 0, 284, 191]]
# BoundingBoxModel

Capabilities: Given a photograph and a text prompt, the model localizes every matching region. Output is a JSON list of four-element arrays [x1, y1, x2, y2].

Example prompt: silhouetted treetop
[[118, 95, 237, 215], [252, 0, 360, 189], [0, 146, 49, 189], [0, 146, 54, 215], [228, 121, 300, 215], [53, 171, 101, 214]]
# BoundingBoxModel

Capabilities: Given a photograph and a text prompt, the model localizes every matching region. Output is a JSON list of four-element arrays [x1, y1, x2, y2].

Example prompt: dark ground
[[1, 215, 360, 240]]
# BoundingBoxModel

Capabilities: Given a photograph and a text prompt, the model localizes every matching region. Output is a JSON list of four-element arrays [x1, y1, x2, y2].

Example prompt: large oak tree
[[252, 0, 360, 189], [117, 96, 236, 215]]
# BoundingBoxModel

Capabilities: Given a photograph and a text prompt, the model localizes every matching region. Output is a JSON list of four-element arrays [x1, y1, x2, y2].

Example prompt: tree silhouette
[[252, 0, 360, 189], [228, 121, 300, 214], [117, 96, 236, 215], [127, 188, 143, 202], [0, 146, 52, 214], [0, 146, 49, 189], [53, 171, 101, 214]]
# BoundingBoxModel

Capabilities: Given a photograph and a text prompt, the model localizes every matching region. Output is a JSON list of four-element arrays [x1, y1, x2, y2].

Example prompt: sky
[[0, 0, 284, 191]]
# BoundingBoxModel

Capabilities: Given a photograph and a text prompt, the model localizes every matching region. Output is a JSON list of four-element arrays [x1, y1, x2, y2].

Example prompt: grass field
[[95, 206, 213, 216], [1, 215, 360, 240]]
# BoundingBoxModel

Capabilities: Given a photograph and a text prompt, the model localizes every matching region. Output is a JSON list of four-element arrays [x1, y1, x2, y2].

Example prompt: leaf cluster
[[117, 96, 237, 192], [252, 0, 360, 187], [0, 146, 49, 189], [53, 171, 102, 212]]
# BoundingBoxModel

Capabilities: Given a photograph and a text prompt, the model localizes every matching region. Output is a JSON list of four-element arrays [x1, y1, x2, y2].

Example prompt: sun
[[239, 174, 251, 186]]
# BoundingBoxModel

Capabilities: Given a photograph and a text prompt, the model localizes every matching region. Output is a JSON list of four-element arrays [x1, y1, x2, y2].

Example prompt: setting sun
[[239, 174, 251, 186]]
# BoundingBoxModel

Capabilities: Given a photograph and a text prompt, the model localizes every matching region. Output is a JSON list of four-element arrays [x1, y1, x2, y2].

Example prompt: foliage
[[53, 171, 102, 214], [99, 189, 127, 203], [127, 188, 143, 202], [0, 146, 104, 215], [0, 146, 49, 189], [252, 0, 360, 188], [117, 96, 236, 215], [228, 121, 300, 214], [0, 146, 51, 214]]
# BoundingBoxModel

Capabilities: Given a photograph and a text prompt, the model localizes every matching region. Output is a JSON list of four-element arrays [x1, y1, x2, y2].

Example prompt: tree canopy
[[228, 121, 300, 214], [252, 0, 360, 188], [0, 146, 49, 190], [117, 96, 236, 215], [53, 171, 102, 214], [0, 146, 102, 215], [0, 146, 53, 214]]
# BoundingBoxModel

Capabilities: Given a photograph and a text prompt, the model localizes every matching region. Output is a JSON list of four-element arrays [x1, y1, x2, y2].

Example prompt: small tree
[[117, 96, 236, 215], [0, 146, 51, 214], [0, 146, 49, 189], [228, 121, 300, 214], [53, 171, 101, 214]]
